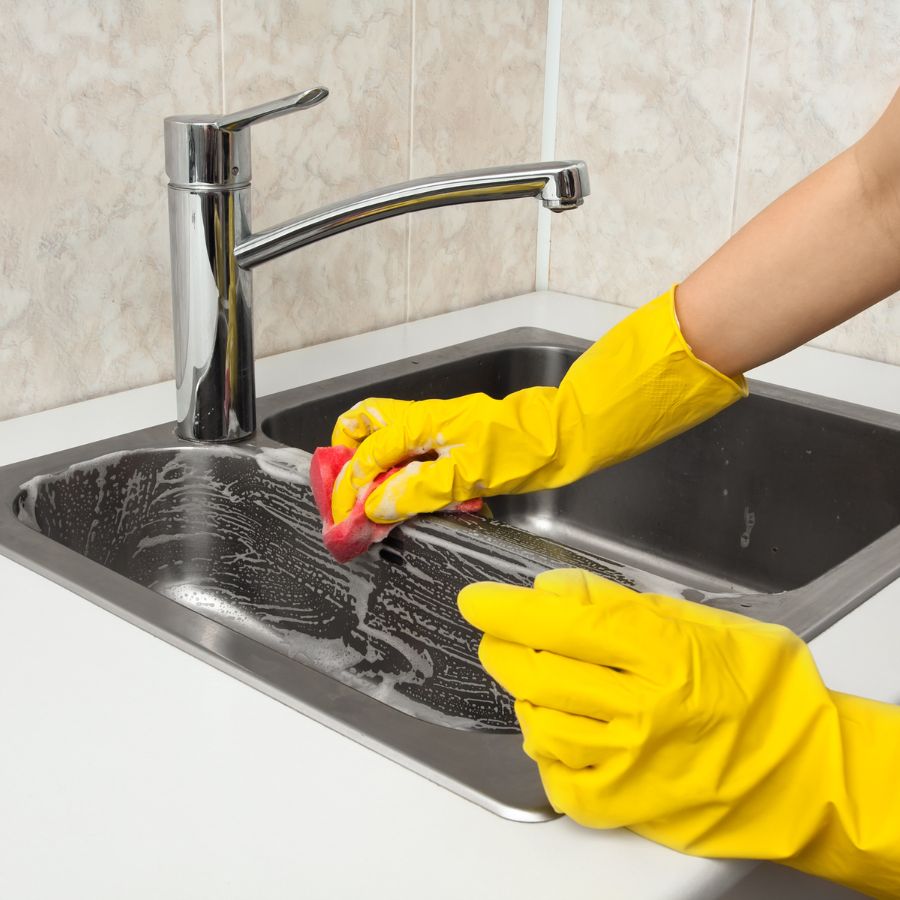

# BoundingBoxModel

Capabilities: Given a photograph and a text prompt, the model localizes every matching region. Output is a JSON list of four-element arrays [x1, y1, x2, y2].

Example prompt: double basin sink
[[1, 328, 899, 820]]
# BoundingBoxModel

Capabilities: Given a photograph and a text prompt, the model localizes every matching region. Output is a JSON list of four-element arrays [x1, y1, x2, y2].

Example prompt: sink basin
[[2, 327, 899, 822], [14, 446, 519, 731], [262, 327, 900, 634], [0, 422, 683, 821]]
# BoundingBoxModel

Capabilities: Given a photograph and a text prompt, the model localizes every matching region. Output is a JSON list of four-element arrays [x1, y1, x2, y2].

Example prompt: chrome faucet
[[164, 88, 590, 442]]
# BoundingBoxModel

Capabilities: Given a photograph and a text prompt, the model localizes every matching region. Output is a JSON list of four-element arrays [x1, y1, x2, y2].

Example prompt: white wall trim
[[535, 0, 563, 291]]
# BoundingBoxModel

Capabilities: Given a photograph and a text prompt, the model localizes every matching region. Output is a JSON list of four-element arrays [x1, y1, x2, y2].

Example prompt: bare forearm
[[676, 89, 900, 376]]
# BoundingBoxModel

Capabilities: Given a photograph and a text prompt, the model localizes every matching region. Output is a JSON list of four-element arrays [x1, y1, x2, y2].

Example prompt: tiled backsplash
[[1, 1, 220, 421], [2, 0, 898, 421], [732, 0, 900, 363], [407, 0, 546, 319], [550, 0, 750, 310], [222, 0, 412, 360], [551, 0, 900, 365]]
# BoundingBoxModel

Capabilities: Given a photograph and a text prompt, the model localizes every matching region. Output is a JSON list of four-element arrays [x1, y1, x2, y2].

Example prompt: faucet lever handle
[[165, 87, 328, 188], [215, 87, 329, 132]]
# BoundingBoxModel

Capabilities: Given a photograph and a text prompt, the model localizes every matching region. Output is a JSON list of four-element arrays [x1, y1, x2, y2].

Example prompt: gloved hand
[[458, 569, 900, 899], [330, 286, 747, 525]]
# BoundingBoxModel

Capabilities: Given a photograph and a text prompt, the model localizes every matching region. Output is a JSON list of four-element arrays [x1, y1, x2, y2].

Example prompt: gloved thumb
[[364, 456, 462, 523], [331, 423, 416, 523]]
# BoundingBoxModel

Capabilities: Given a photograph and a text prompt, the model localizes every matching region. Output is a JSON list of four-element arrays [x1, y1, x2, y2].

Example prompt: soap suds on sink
[[17, 445, 518, 732]]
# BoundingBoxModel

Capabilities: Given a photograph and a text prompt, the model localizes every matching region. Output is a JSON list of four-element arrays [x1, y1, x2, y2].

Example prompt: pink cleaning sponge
[[310, 445, 481, 563]]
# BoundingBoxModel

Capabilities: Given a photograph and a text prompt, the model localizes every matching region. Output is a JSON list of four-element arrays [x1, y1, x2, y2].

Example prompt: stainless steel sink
[[2, 328, 899, 822], [0, 418, 687, 822]]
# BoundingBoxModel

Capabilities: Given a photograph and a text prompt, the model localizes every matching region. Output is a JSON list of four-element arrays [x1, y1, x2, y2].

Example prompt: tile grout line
[[535, 0, 564, 292], [218, 0, 227, 112], [404, 0, 417, 324], [729, 0, 756, 237]]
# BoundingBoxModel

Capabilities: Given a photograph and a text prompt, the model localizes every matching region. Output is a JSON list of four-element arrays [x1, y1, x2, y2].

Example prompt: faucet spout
[[233, 161, 589, 270], [165, 88, 591, 442]]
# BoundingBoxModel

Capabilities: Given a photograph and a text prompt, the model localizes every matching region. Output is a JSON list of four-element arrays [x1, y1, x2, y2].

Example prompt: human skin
[[676, 89, 900, 377]]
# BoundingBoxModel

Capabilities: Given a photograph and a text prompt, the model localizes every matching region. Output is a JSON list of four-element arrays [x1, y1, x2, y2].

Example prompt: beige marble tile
[[550, 0, 751, 311], [222, 0, 411, 357], [0, 1, 220, 421], [735, 0, 900, 365], [407, 0, 546, 319]]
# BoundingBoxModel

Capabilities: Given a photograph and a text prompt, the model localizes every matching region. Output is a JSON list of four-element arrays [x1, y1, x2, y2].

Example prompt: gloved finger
[[330, 421, 420, 523], [534, 567, 641, 610], [458, 581, 657, 670], [516, 700, 629, 770], [330, 398, 412, 449], [478, 634, 639, 720], [534, 756, 634, 830], [364, 455, 471, 524]]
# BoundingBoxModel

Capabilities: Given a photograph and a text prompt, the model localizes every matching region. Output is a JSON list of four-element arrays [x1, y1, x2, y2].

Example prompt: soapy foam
[[17, 443, 736, 732], [18, 445, 518, 731]]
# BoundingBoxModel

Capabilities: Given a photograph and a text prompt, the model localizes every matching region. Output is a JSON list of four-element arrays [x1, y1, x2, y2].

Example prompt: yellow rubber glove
[[331, 286, 747, 524], [458, 569, 900, 899]]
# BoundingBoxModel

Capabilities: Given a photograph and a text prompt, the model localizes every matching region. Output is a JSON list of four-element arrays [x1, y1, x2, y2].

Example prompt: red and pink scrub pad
[[310, 445, 481, 563]]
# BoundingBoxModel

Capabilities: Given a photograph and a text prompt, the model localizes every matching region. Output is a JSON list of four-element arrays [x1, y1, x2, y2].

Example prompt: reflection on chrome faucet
[[164, 88, 590, 442]]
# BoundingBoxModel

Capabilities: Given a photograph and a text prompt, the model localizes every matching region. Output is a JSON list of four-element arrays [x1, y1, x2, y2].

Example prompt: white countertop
[[2, 291, 899, 900]]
